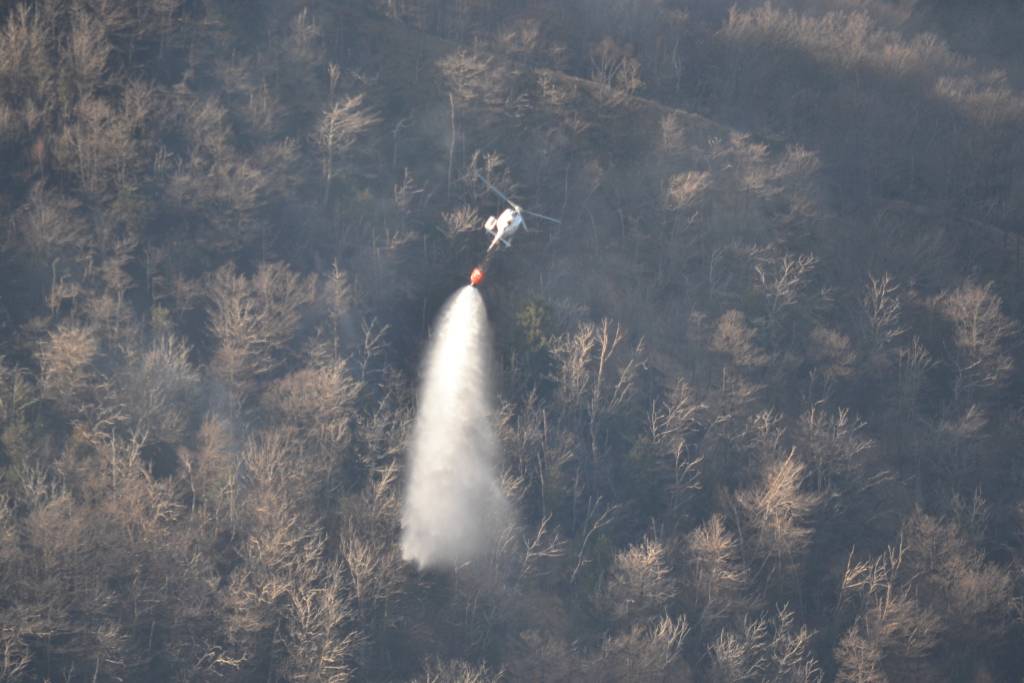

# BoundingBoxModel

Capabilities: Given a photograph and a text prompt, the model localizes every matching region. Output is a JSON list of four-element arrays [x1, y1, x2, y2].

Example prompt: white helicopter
[[476, 172, 561, 254]]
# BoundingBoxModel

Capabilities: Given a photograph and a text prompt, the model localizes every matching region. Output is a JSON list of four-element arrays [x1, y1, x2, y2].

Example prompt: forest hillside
[[1, 0, 1024, 680]]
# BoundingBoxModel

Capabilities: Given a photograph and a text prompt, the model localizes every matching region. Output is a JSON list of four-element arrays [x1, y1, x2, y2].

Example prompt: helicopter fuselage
[[484, 207, 523, 252]]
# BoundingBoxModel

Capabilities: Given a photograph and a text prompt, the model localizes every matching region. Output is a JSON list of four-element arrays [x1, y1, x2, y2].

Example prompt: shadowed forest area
[[2, 0, 1024, 680]]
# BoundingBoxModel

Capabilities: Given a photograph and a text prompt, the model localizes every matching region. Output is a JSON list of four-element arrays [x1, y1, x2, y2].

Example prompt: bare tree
[[936, 73, 1024, 126], [509, 630, 579, 682], [180, 415, 239, 524], [277, 565, 362, 683], [665, 170, 711, 210], [683, 514, 753, 632], [795, 406, 878, 502], [901, 509, 1013, 646], [589, 37, 643, 105], [833, 630, 885, 683], [0, 494, 31, 680], [806, 326, 856, 380], [570, 497, 619, 584], [0, 4, 53, 102], [167, 98, 300, 250], [36, 323, 98, 412], [261, 359, 362, 451], [438, 49, 507, 110], [497, 17, 543, 62], [735, 451, 821, 581], [647, 378, 704, 514], [55, 83, 151, 196], [894, 337, 933, 417], [710, 606, 821, 683], [751, 249, 817, 345], [442, 205, 481, 238], [118, 334, 201, 444], [587, 615, 690, 682], [17, 185, 89, 261], [224, 516, 362, 682], [711, 310, 769, 368], [338, 526, 403, 623], [415, 657, 501, 683], [515, 513, 567, 582], [550, 318, 645, 464], [63, 8, 111, 94], [207, 262, 316, 398], [659, 112, 686, 156], [602, 534, 677, 621], [862, 274, 904, 360], [0, 358, 38, 429], [285, 7, 323, 66], [835, 543, 941, 681], [934, 280, 1017, 401], [316, 94, 379, 203]]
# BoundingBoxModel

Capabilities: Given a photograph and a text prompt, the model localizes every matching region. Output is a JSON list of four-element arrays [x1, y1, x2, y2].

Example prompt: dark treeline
[[1, 0, 1023, 680]]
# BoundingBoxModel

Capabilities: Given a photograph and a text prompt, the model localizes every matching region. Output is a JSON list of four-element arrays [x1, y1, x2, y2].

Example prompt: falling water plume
[[401, 286, 510, 568]]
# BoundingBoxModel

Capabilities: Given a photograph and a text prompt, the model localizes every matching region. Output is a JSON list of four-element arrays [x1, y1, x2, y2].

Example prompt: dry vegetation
[[1, 0, 1023, 680]]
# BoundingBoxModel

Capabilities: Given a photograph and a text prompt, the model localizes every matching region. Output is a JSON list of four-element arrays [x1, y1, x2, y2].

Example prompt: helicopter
[[476, 172, 561, 254]]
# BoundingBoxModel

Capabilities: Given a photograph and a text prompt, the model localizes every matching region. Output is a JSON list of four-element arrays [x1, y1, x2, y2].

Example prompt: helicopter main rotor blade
[[522, 209, 561, 224], [475, 171, 517, 209]]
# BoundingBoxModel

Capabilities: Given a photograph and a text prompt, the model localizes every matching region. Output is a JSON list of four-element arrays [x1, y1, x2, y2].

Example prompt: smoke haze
[[401, 286, 511, 568]]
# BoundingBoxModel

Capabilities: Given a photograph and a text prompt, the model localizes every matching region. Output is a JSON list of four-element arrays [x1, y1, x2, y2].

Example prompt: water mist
[[401, 286, 510, 568]]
